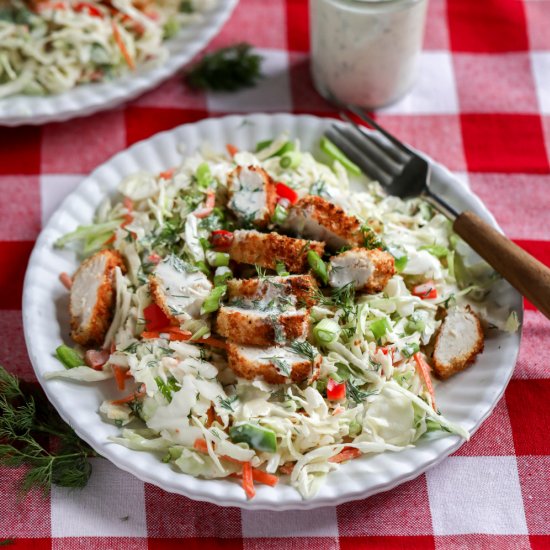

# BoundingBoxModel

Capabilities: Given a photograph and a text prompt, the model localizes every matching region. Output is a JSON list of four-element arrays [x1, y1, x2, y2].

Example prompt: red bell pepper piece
[[327, 378, 346, 400], [275, 182, 298, 205], [143, 303, 171, 331], [210, 229, 234, 250], [412, 281, 437, 300]]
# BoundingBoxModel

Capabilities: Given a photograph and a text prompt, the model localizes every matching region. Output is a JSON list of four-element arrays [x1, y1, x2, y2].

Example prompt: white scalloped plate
[[0, 0, 237, 127], [23, 114, 522, 509]]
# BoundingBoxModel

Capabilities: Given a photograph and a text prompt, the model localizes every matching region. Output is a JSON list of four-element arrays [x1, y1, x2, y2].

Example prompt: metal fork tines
[[327, 105, 459, 218]]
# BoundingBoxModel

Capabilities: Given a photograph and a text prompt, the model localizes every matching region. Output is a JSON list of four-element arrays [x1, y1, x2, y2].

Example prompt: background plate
[[22, 113, 522, 509], [0, 0, 238, 127]]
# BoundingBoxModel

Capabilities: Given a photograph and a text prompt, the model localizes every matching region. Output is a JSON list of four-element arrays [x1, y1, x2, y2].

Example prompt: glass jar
[[310, 0, 428, 109]]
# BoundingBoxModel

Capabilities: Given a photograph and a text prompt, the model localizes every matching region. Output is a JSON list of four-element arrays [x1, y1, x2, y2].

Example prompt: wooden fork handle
[[453, 211, 550, 319]]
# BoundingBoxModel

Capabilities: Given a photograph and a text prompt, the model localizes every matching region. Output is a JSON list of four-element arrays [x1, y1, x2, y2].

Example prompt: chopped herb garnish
[[217, 395, 238, 412], [346, 380, 377, 404], [263, 356, 291, 377], [186, 43, 263, 92], [289, 341, 318, 362]]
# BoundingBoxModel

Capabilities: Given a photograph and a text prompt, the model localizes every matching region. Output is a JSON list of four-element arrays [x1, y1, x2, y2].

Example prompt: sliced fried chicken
[[70, 249, 126, 346], [329, 248, 395, 293], [228, 229, 325, 273], [226, 342, 321, 384], [285, 195, 363, 249], [227, 165, 277, 228], [149, 256, 212, 323], [432, 306, 484, 379], [216, 307, 309, 346], [226, 273, 318, 308]]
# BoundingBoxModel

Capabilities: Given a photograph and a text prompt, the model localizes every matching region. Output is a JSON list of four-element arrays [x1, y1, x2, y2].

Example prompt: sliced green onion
[[314, 318, 341, 344], [206, 250, 230, 267], [54, 219, 122, 249], [275, 261, 289, 276], [195, 260, 210, 275], [370, 318, 390, 340], [230, 422, 277, 452], [55, 345, 85, 369], [320, 137, 361, 176], [279, 151, 302, 169], [163, 16, 180, 39], [214, 266, 233, 286], [190, 325, 210, 340], [401, 342, 420, 358], [307, 250, 328, 285], [271, 203, 288, 224], [196, 162, 212, 189], [201, 285, 226, 314], [255, 140, 294, 157], [332, 362, 351, 382], [420, 245, 449, 258], [405, 312, 426, 335], [255, 139, 272, 152], [83, 231, 114, 255], [387, 245, 408, 272]]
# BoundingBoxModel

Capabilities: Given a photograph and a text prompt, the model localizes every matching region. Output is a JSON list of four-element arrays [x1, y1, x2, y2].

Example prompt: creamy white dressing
[[229, 167, 268, 222], [154, 260, 212, 321], [310, 0, 428, 108], [329, 250, 374, 289]]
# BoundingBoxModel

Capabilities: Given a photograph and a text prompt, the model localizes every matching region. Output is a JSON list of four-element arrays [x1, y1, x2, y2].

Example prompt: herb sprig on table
[[186, 43, 263, 91], [0, 366, 94, 495]]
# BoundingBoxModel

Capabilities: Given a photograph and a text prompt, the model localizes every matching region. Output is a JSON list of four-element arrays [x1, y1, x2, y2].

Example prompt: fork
[[326, 105, 550, 320]]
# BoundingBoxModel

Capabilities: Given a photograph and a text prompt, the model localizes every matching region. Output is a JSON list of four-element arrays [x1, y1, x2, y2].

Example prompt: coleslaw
[[0, 0, 215, 98], [50, 134, 518, 499]]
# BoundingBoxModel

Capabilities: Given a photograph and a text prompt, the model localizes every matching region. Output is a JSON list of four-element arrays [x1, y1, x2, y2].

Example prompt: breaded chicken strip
[[329, 248, 395, 293], [227, 342, 321, 384], [432, 306, 484, 379], [149, 256, 212, 324], [216, 307, 309, 346], [285, 195, 363, 249], [228, 230, 325, 273], [226, 273, 318, 308], [227, 165, 277, 228], [70, 250, 125, 346]]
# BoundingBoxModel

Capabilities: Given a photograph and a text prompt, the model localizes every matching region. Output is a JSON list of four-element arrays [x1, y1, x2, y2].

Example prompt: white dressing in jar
[[310, 0, 428, 108]]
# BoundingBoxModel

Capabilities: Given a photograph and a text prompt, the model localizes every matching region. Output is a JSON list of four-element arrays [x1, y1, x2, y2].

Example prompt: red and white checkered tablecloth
[[1, 0, 550, 548]]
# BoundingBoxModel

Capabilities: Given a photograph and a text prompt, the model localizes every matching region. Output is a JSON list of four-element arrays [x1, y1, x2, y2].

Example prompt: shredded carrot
[[194, 438, 209, 453], [197, 337, 228, 350], [123, 197, 134, 212], [414, 352, 436, 410], [112, 21, 135, 70], [104, 233, 116, 245], [226, 144, 239, 157], [120, 213, 133, 228], [141, 331, 161, 339], [221, 454, 244, 465], [242, 462, 256, 499], [59, 272, 72, 290], [251, 468, 279, 487], [278, 463, 295, 475], [112, 365, 127, 391], [206, 404, 216, 428], [111, 384, 145, 405], [158, 168, 175, 180], [329, 447, 361, 464]]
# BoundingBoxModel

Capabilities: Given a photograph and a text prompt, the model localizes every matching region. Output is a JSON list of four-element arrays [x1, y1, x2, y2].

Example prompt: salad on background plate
[[48, 131, 519, 500]]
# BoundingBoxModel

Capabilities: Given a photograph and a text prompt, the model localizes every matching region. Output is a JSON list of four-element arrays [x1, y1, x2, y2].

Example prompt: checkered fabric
[[1, 0, 549, 548]]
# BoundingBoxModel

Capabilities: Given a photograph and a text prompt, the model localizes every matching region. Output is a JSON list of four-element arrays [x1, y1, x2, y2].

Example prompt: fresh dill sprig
[[217, 395, 238, 412], [289, 341, 318, 362], [346, 379, 377, 404], [0, 366, 94, 496], [263, 356, 291, 377], [186, 43, 263, 92]]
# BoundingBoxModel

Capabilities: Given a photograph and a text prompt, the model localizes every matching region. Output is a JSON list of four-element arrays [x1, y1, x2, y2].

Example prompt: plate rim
[[0, 0, 238, 127], [22, 112, 523, 509]]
